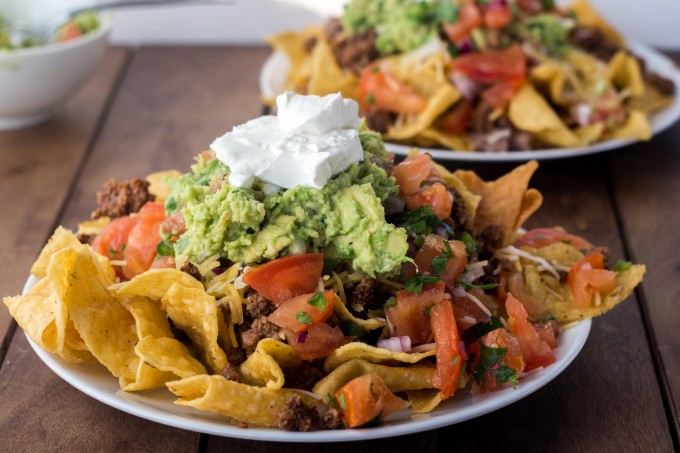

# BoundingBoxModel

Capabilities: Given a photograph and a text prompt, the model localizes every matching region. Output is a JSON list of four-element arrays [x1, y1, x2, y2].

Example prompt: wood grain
[[0, 47, 129, 358]]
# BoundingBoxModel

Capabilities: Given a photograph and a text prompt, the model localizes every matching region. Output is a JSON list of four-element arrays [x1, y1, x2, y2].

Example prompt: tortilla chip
[[31, 227, 83, 278], [509, 84, 583, 147], [308, 37, 359, 100], [114, 268, 204, 301], [324, 342, 436, 372], [49, 246, 139, 382], [406, 389, 443, 414], [266, 27, 324, 97], [386, 83, 460, 140], [575, 123, 605, 144], [146, 170, 182, 204], [76, 217, 110, 237], [313, 358, 435, 398], [569, 0, 624, 46], [605, 110, 651, 141], [608, 51, 645, 97], [135, 336, 207, 379], [161, 283, 228, 373], [122, 296, 174, 339], [628, 85, 674, 114], [167, 374, 322, 427], [454, 161, 542, 246], [239, 338, 302, 389], [332, 293, 386, 332], [385, 51, 451, 99], [418, 127, 471, 151]]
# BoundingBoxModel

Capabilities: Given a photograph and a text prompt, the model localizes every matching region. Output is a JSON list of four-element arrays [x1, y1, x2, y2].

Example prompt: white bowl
[[0, 14, 111, 130]]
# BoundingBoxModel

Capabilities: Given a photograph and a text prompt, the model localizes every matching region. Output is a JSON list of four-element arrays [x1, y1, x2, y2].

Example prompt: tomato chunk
[[359, 66, 426, 113], [513, 228, 594, 251], [386, 282, 445, 345], [284, 323, 348, 361], [404, 183, 453, 220], [431, 300, 462, 399], [59, 22, 82, 42], [392, 153, 432, 196], [414, 234, 468, 290], [469, 327, 525, 392], [481, 78, 523, 109], [451, 45, 526, 84], [484, 3, 512, 29], [122, 202, 167, 279], [437, 101, 473, 134], [506, 293, 556, 371], [442, 2, 483, 44], [567, 252, 617, 308], [500, 271, 550, 321], [268, 290, 335, 333], [243, 253, 324, 305], [335, 374, 408, 428], [92, 216, 139, 279]]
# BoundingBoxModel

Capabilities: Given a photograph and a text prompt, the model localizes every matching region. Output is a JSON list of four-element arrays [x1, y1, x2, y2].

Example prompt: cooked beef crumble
[[284, 359, 326, 391], [180, 261, 202, 282], [91, 178, 155, 219], [238, 317, 281, 356], [244, 291, 277, 318], [273, 394, 344, 431], [217, 362, 242, 382], [325, 18, 379, 75]]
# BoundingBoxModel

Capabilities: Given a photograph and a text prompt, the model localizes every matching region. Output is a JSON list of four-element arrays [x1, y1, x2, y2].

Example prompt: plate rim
[[259, 40, 680, 162], [23, 274, 592, 442]]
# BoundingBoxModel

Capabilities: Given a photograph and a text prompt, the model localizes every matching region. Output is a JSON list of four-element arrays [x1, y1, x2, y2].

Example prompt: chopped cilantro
[[433, 0, 459, 23], [341, 320, 365, 339], [456, 231, 478, 257], [366, 93, 376, 105], [524, 14, 571, 58], [458, 280, 498, 291], [471, 316, 504, 339], [414, 235, 426, 250], [405, 275, 442, 294], [452, 355, 460, 366], [492, 362, 519, 389], [165, 196, 177, 213], [337, 392, 348, 410], [295, 311, 313, 325], [613, 259, 633, 272], [394, 206, 441, 235], [385, 296, 397, 308], [432, 240, 452, 275], [536, 315, 556, 324], [323, 258, 342, 275], [156, 240, 174, 257], [361, 411, 384, 428], [424, 305, 432, 318], [471, 344, 507, 385], [307, 292, 327, 311], [541, 0, 556, 8], [326, 393, 340, 409]]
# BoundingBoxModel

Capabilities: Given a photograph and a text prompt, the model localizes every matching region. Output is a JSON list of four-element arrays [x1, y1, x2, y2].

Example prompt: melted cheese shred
[[495, 245, 561, 280]]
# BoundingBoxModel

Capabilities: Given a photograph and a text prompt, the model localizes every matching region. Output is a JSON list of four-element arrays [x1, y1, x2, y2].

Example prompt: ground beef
[[303, 36, 317, 53], [91, 178, 155, 219], [217, 362, 242, 382], [180, 261, 202, 282], [476, 225, 503, 260], [469, 101, 496, 134], [284, 359, 326, 391], [364, 109, 394, 134], [238, 317, 281, 356], [273, 394, 344, 431], [244, 291, 277, 319], [325, 19, 379, 75], [347, 277, 376, 313], [509, 130, 533, 151], [646, 72, 676, 96], [568, 26, 620, 61], [77, 233, 94, 245], [226, 347, 246, 366]]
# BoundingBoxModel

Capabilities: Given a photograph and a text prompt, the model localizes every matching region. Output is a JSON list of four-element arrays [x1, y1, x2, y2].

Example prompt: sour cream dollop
[[211, 91, 364, 190]]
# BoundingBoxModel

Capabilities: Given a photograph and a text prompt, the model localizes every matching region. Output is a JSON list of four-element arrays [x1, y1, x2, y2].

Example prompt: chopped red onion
[[486, 0, 508, 10], [457, 39, 473, 54], [451, 286, 467, 298], [461, 266, 485, 283], [377, 336, 412, 353], [296, 332, 308, 344], [459, 341, 469, 361], [450, 72, 480, 101], [212, 266, 227, 276]]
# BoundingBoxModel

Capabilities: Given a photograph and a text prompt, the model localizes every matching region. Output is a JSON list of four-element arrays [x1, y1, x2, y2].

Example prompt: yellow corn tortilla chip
[[333, 294, 386, 332], [114, 268, 204, 301], [324, 342, 436, 372], [122, 296, 174, 339], [530, 61, 580, 107], [162, 282, 228, 373], [313, 358, 434, 398], [239, 338, 302, 389], [266, 27, 324, 98], [135, 336, 207, 379], [49, 246, 139, 382], [31, 227, 82, 278], [608, 51, 645, 98], [418, 127, 472, 151], [406, 389, 443, 414], [308, 37, 359, 100], [569, 0, 624, 46], [628, 85, 674, 115], [386, 83, 460, 140], [76, 216, 110, 237], [509, 84, 583, 147], [454, 161, 542, 246], [575, 122, 605, 144], [146, 170, 182, 204], [384, 51, 451, 99], [167, 375, 322, 427], [604, 110, 651, 141]]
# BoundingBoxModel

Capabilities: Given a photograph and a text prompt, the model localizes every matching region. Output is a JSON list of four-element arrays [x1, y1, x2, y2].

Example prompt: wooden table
[[0, 46, 678, 452]]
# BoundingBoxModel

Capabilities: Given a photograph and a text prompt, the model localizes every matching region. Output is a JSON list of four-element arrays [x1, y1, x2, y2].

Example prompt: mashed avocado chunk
[[167, 130, 408, 276]]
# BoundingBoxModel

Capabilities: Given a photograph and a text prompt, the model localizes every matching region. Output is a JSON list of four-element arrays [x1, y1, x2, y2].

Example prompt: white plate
[[23, 274, 590, 442], [259, 41, 680, 162]]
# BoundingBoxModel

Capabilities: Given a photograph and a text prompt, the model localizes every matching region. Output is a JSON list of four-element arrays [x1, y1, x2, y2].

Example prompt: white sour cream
[[211, 91, 364, 190]]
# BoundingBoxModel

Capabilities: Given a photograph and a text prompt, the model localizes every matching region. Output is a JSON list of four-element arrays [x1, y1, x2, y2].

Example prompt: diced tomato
[[284, 323, 348, 361], [150, 256, 176, 269], [451, 45, 526, 84], [442, 2, 483, 44], [92, 216, 139, 279], [513, 228, 594, 251], [335, 374, 408, 428], [431, 300, 462, 399], [404, 182, 453, 220], [533, 320, 560, 349], [268, 290, 335, 333], [392, 153, 432, 196], [122, 202, 167, 280], [567, 252, 617, 308], [59, 22, 82, 42], [160, 211, 186, 241], [451, 287, 497, 331], [242, 253, 324, 305], [469, 327, 525, 392], [386, 282, 445, 345], [506, 293, 556, 371], [484, 3, 512, 29], [502, 272, 550, 321], [481, 78, 523, 109], [359, 66, 426, 113], [437, 101, 473, 134], [414, 235, 468, 290]]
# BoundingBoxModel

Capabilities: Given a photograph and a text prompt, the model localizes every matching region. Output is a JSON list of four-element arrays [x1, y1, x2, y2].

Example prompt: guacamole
[[166, 129, 408, 277]]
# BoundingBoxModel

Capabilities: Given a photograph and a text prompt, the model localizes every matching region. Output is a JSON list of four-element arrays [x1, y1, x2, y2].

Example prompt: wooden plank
[[435, 155, 673, 451], [0, 47, 129, 357], [608, 52, 680, 441]]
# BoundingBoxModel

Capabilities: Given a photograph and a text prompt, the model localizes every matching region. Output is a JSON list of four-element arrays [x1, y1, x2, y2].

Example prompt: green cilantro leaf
[[156, 240, 174, 257], [432, 240, 452, 275], [405, 275, 442, 294], [337, 392, 348, 410], [458, 280, 498, 291], [295, 311, 313, 325], [307, 292, 327, 311], [433, 0, 459, 23], [613, 259, 633, 272], [385, 297, 397, 308], [394, 206, 441, 235], [492, 362, 519, 389], [471, 344, 507, 385], [456, 231, 478, 257], [471, 316, 504, 339], [366, 93, 376, 105], [452, 355, 460, 366], [323, 258, 342, 275]]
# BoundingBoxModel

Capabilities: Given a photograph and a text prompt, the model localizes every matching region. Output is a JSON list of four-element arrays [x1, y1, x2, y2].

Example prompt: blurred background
[[4, 0, 680, 49]]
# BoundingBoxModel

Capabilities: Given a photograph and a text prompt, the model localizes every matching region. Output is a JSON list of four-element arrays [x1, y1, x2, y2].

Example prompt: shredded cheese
[[227, 322, 238, 348], [496, 245, 561, 280], [465, 291, 492, 318], [466, 260, 489, 270]]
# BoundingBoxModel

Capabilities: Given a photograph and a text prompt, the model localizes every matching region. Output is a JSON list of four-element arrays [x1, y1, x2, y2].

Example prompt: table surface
[[0, 46, 678, 453]]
